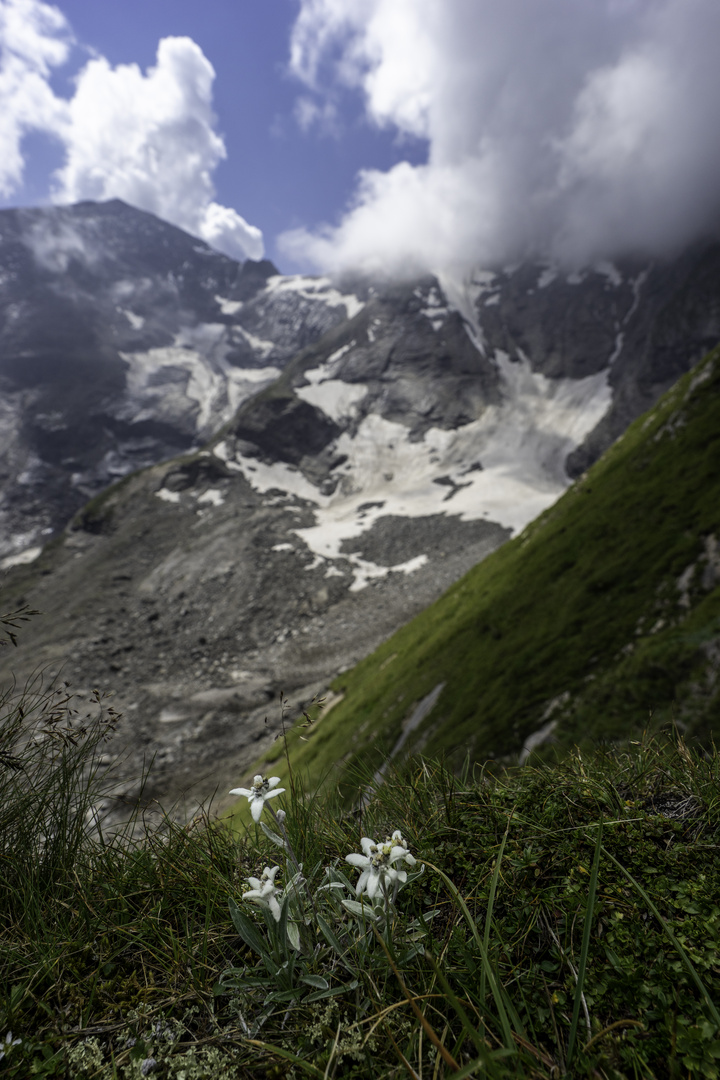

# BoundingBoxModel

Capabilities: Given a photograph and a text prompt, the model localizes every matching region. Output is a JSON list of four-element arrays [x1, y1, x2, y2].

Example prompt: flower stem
[[266, 804, 319, 926]]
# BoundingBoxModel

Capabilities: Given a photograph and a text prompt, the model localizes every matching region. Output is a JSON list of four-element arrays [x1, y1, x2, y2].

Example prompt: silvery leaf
[[259, 822, 286, 848]]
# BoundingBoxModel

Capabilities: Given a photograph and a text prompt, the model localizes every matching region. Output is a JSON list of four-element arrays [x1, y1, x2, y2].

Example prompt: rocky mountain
[[273, 345, 720, 803], [1, 199, 720, 819], [0, 199, 362, 561]]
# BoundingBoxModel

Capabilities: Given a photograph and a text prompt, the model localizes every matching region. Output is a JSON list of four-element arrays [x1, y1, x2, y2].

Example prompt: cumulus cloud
[[0, 2, 263, 260], [52, 37, 263, 260], [282, 0, 720, 277], [0, 0, 71, 196]]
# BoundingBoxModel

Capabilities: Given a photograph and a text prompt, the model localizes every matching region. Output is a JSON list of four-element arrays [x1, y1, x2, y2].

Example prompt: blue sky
[[2, 0, 720, 278], [0, 0, 427, 272]]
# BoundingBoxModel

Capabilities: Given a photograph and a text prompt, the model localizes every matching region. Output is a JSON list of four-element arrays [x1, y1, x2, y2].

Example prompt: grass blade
[[421, 859, 516, 1052], [423, 949, 485, 1054], [371, 924, 462, 1072], [566, 820, 603, 1064], [480, 813, 512, 1010]]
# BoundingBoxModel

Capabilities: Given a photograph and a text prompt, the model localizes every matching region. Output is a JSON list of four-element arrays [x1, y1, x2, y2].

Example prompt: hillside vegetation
[[1, 669, 719, 1077], [246, 346, 720, 802]]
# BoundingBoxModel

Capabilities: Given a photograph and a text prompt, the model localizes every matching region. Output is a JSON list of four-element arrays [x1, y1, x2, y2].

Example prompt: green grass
[[2, 660, 720, 1078], [251, 347, 720, 802]]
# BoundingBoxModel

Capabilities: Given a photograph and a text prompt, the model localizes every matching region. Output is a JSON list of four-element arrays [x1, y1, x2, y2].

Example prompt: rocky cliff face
[[0, 199, 362, 561], [2, 200, 720, 819]]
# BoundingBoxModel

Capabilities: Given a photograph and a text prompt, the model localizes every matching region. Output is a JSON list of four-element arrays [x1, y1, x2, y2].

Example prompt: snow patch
[[234, 325, 275, 360], [235, 365, 282, 384], [304, 343, 355, 384], [296, 380, 367, 424], [416, 285, 449, 331], [367, 318, 381, 343], [1, 545, 42, 570], [537, 267, 558, 289], [437, 270, 491, 354], [119, 346, 226, 433], [197, 488, 224, 507], [215, 355, 611, 590], [264, 274, 364, 319], [626, 269, 650, 324], [347, 552, 428, 593], [608, 330, 625, 366], [118, 345, 281, 436], [215, 295, 243, 316], [156, 489, 180, 503]]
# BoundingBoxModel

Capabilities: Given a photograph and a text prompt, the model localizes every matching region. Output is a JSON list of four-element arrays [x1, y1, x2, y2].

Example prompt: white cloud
[[283, 0, 720, 276], [52, 37, 263, 260], [0, 3, 263, 260], [0, 0, 71, 196]]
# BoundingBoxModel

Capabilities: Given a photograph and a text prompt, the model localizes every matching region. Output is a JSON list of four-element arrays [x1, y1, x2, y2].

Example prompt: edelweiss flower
[[346, 831, 416, 900], [0, 1032, 21, 1062], [243, 864, 283, 921], [229, 774, 285, 822]]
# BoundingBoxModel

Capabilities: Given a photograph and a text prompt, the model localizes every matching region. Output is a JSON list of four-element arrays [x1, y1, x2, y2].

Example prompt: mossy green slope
[[254, 347, 720, 799]]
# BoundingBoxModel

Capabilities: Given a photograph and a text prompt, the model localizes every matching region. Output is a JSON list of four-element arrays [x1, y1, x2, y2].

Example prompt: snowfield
[[212, 351, 612, 590]]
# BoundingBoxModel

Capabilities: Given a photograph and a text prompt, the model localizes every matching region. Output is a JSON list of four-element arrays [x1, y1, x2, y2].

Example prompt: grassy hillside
[[247, 346, 720, 802], [2, 669, 720, 1077]]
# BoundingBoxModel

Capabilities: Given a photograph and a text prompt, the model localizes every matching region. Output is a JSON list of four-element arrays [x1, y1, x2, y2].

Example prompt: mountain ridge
[[0, 199, 361, 561], [2, 200, 720, 817]]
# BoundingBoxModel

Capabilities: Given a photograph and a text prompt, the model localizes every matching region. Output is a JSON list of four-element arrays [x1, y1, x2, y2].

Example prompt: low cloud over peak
[[282, 0, 720, 278], [0, 3, 262, 261]]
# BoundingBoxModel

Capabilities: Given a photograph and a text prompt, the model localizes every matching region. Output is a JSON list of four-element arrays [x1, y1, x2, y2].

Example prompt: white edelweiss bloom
[[346, 838, 383, 899], [345, 831, 416, 900], [242, 864, 283, 922], [229, 774, 285, 822], [0, 1032, 21, 1062]]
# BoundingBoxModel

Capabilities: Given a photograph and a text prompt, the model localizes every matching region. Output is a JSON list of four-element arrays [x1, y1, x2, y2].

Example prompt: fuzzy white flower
[[242, 864, 283, 922], [229, 774, 285, 822], [345, 832, 417, 900], [0, 1032, 21, 1061]]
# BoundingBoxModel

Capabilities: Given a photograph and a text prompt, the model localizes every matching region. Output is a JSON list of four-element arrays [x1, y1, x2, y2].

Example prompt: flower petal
[[250, 798, 264, 822], [355, 869, 370, 895], [346, 853, 370, 868], [366, 872, 381, 900], [229, 787, 252, 797]]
